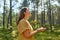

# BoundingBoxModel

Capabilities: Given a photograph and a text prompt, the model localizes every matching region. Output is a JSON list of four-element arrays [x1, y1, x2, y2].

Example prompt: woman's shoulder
[[20, 19, 27, 23]]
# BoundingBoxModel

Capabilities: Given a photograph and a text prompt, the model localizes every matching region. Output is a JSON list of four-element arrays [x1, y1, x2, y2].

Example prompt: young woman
[[17, 7, 46, 40]]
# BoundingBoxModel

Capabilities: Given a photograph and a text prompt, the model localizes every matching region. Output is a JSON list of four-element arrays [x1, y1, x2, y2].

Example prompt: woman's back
[[17, 19, 34, 40]]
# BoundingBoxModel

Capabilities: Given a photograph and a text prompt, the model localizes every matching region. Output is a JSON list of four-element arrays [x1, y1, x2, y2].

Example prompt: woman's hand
[[23, 27, 46, 38], [37, 27, 46, 32]]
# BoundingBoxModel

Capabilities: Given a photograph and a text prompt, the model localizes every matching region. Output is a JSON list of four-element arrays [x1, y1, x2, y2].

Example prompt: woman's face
[[24, 9, 31, 18]]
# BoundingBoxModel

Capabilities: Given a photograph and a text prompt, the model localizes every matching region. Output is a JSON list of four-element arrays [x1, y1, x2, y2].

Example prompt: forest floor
[[0, 27, 60, 40]]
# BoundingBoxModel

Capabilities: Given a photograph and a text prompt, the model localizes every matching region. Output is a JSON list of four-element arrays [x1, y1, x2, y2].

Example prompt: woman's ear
[[24, 12, 25, 14], [24, 12, 26, 16]]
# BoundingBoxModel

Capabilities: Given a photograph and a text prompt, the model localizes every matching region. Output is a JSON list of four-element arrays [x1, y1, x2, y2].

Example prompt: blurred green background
[[0, 0, 60, 40]]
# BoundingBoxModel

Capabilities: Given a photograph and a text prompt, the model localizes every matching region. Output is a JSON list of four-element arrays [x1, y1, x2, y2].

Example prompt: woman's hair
[[17, 7, 27, 25]]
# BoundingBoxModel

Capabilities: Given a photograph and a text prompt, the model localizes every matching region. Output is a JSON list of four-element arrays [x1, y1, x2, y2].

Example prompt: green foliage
[[0, 0, 60, 40], [1, 24, 60, 40], [0, 27, 18, 40]]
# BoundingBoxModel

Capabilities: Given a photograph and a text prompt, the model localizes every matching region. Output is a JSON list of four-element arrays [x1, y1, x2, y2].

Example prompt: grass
[[34, 30, 60, 40], [0, 27, 60, 40]]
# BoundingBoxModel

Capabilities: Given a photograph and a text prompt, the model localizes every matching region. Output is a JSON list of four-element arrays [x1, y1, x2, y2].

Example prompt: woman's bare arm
[[23, 29, 38, 38], [23, 27, 46, 38]]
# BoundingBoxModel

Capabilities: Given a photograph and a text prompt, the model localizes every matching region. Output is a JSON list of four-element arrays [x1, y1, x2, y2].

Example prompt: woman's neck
[[24, 17, 28, 20]]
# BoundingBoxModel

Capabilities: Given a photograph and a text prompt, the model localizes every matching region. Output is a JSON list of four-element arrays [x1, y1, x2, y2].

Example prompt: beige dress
[[17, 19, 34, 40]]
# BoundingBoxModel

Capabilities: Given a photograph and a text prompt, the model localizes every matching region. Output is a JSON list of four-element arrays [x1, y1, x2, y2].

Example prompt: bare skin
[[23, 9, 46, 38]]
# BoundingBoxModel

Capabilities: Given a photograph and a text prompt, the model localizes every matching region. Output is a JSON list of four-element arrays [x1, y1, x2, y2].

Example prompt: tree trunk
[[48, 0, 52, 32], [9, 0, 12, 32], [3, 0, 6, 29]]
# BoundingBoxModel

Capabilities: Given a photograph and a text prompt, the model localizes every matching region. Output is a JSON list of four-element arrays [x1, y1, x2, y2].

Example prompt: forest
[[0, 0, 60, 40]]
